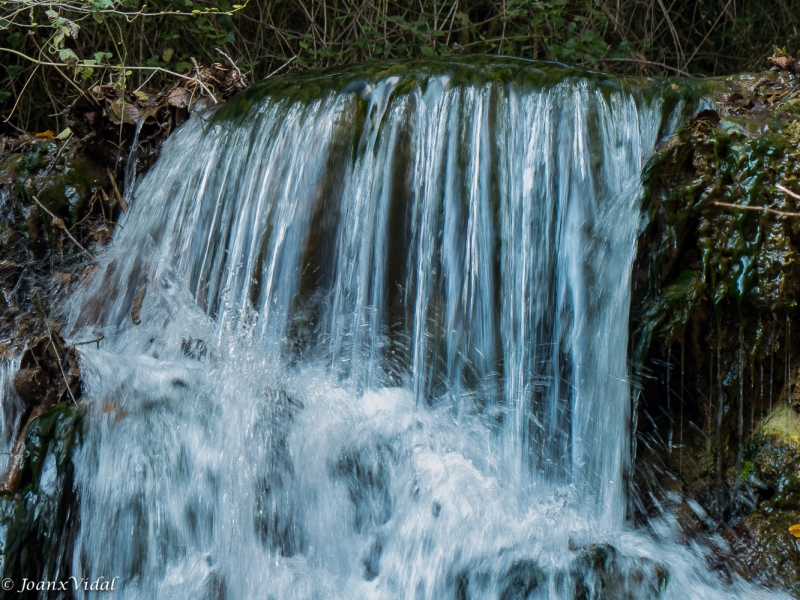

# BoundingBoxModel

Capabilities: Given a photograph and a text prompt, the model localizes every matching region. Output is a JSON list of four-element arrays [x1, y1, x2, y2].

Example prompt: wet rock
[[498, 559, 545, 600], [182, 337, 208, 360], [721, 510, 800, 596], [751, 404, 800, 511], [13, 366, 46, 407], [630, 65, 800, 593], [0, 403, 85, 588], [570, 544, 667, 600]]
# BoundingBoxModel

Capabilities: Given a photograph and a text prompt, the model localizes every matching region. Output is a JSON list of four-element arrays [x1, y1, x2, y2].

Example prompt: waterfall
[[61, 59, 785, 598]]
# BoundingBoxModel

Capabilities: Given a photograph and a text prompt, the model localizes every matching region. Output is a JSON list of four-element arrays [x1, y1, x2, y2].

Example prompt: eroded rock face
[[630, 67, 800, 589]]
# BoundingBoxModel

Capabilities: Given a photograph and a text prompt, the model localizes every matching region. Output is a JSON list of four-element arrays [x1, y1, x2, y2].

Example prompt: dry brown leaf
[[107, 101, 140, 125], [166, 87, 190, 108], [789, 524, 800, 537], [34, 131, 54, 139], [771, 56, 795, 70]]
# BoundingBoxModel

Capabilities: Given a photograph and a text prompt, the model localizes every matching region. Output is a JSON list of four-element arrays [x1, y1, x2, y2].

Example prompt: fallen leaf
[[790, 524, 800, 538], [166, 87, 190, 108], [34, 131, 54, 139]]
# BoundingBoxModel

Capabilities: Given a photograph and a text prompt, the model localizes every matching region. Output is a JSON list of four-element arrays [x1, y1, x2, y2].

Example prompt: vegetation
[[3, 0, 800, 132]]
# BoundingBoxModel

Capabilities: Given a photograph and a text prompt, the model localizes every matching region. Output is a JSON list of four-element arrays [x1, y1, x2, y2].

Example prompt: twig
[[31, 195, 94, 257], [72, 334, 104, 349], [0, 48, 218, 99], [215, 48, 248, 86], [776, 184, 800, 201], [105, 167, 128, 211], [713, 201, 800, 218], [41, 132, 72, 179], [5, 0, 250, 20], [684, 0, 733, 69], [190, 57, 218, 103], [266, 55, 297, 79], [600, 57, 693, 78], [30, 290, 79, 406]]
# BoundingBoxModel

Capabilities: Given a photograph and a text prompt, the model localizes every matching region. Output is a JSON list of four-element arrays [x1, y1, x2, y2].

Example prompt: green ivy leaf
[[7, 32, 21, 47], [59, 48, 80, 65]]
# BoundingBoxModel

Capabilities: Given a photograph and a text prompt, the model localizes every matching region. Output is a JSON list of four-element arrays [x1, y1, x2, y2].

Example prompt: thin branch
[[265, 54, 297, 79], [713, 201, 800, 218], [189, 57, 218, 104], [72, 334, 104, 349], [776, 184, 800, 201], [684, 0, 733, 69], [0, 47, 219, 98], [215, 47, 248, 86], [600, 57, 693, 78], [31, 195, 94, 257], [3, 0, 250, 20], [35, 310, 79, 407]]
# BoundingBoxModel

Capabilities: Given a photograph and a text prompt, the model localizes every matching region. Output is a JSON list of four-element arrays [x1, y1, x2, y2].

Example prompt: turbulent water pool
[[3, 58, 791, 598]]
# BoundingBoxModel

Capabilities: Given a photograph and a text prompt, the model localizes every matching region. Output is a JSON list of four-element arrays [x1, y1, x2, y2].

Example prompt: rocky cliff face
[[631, 57, 800, 593]]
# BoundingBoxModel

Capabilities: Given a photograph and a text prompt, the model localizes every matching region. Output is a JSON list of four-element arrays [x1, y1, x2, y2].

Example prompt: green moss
[[760, 404, 800, 448], [211, 55, 714, 124], [633, 269, 705, 361], [633, 101, 800, 372], [33, 156, 105, 222]]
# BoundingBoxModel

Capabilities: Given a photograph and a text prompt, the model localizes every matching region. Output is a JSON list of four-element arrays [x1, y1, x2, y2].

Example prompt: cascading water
[[56, 59, 786, 598]]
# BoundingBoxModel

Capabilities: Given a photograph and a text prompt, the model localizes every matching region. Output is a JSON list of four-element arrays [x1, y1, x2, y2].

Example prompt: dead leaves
[[19, 331, 81, 405], [789, 524, 800, 537], [770, 47, 800, 73], [712, 64, 800, 138], [87, 61, 246, 128]]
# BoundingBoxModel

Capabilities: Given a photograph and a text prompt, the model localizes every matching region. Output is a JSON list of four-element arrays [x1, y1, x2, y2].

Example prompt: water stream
[[56, 59, 786, 598]]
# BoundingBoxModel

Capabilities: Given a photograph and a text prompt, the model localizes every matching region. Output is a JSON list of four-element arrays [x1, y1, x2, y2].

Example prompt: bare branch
[[776, 184, 800, 201], [713, 201, 800, 218], [31, 195, 94, 257]]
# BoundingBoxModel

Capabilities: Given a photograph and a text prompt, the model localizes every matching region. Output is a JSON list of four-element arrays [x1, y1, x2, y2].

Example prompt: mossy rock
[[722, 509, 800, 595], [33, 156, 105, 222], [212, 55, 710, 124], [3, 140, 105, 223], [750, 405, 800, 510], [0, 403, 85, 596]]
